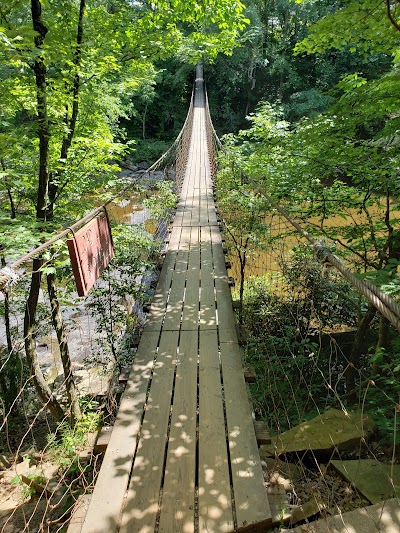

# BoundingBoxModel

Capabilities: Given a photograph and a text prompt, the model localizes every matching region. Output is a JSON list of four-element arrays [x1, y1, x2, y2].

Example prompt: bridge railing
[[0, 83, 199, 529], [205, 86, 400, 522]]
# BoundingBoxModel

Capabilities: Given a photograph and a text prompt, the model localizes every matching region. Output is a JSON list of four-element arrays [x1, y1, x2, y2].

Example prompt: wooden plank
[[119, 330, 179, 533], [67, 494, 92, 533], [93, 426, 112, 453], [210, 226, 237, 342], [182, 190, 194, 227], [254, 421, 271, 446], [199, 191, 210, 226], [168, 225, 183, 251], [199, 226, 217, 329], [179, 225, 192, 252], [143, 251, 176, 332], [198, 330, 234, 532], [163, 250, 188, 330], [158, 330, 198, 532], [81, 331, 160, 533], [170, 203, 184, 227], [219, 341, 272, 531], [244, 365, 257, 383], [181, 227, 200, 330]]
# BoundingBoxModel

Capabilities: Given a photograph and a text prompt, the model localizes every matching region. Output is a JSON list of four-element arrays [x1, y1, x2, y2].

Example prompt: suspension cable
[[0, 87, 195, 291]]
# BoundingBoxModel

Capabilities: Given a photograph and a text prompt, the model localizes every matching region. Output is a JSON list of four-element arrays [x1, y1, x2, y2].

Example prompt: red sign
[[67, 210, 115, 297]]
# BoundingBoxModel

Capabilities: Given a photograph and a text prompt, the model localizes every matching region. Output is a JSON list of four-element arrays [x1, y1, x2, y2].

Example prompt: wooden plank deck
[[81, 69, 271, 533]]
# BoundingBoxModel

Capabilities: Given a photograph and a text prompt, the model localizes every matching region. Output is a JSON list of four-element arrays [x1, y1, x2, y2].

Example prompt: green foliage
[[0, 0, 248, 258], [295, 0, 399, 56], [143, 181, 177, 220], [87, 224, 155, 367], [128, 140, 171, 164], [240, 250, 356, 430], [364, 342, 400, 445], [11, 472, 46, 500], [47, 398, 101, 463]]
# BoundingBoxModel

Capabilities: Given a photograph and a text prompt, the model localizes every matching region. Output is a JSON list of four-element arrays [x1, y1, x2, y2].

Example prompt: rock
[[269, 471, 293, 493], [261, 409, 374, 457], [282, 498, 400, 532], [330, 459, 400, 504], [119, 169, 135, 178]]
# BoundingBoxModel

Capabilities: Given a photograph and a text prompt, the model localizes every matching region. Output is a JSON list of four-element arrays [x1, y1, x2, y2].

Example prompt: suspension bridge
[[2, 63, 400, 533], [78, 65, 272, 532]]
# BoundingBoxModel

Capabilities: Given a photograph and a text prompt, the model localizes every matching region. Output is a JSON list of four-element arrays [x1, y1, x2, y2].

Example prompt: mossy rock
[[262, 409, 374, 457]]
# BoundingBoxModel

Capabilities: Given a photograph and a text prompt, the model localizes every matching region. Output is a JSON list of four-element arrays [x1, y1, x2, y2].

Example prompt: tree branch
[[386, 0, 400, 32]]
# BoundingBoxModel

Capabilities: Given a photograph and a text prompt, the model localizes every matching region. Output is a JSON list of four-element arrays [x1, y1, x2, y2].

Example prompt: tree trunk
[[6, 189, 16, 219], [371, 315, 390, 377], [0, 256, 19, 413], [142, 101, 148, 140], [47, 272, 81, 426], [47, 0, 86, 218], [31, 0, 50, 221], [1, 256, 13, 354], [238, 251, 247, 325], [346, 302, 376, 395], [24, 258, 65, 422], [1, 160, 16, 219]]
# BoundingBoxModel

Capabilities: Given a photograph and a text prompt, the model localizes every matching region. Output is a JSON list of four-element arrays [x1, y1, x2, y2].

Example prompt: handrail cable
[[0, 87, 195, 290], [204, 88, 400, 332]]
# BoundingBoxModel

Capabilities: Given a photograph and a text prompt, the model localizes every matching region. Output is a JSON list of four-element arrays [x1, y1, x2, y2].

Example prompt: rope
[[203, 88, 400, 332], [0, 85, 196, 293]]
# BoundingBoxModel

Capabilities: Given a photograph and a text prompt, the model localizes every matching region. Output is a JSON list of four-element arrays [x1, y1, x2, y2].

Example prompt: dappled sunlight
[[80, 68, 271, 533]]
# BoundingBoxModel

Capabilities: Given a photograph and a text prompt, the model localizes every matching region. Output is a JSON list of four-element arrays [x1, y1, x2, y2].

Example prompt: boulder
[[330, 459, 400, 504], [283, 498, 400, 532], [262, 409, 374, 457]]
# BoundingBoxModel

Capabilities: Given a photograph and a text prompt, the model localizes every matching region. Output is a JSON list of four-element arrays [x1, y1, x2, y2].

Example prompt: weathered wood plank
[[119, 330, 179, 533], [219, 341, 272, 531], [163, 250, 188, 330], [81, 332, 160, 533], [181, 227, 200, 330], [210, 226, 237, 343], [143, 250, 176, 332], [158, 330, 198, 532], [67, 495, 92, 533], [254, 421, 272, 446], [198, 330, 234, 532], [199, 226, 217, 329]]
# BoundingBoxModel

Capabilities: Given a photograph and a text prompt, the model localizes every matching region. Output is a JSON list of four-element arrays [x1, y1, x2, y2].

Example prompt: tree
[[0, 0, 250, 423]]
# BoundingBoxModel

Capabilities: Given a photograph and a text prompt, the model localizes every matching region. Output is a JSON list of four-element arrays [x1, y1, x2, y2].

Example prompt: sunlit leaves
[[295, 0, 400, 56]]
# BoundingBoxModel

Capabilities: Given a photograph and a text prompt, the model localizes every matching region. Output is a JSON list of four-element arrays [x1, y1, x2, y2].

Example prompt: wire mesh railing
[[0, 80, 196, 531], [205, 85, 400, 529], [0, 179, 174, 531]]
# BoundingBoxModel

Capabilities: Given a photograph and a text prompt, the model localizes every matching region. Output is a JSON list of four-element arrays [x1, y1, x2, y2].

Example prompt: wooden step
[[93, 426, 113, 454], [254, 420, 271, 445], [118, 368, 130, 384], [232, 299, 242, 311], [244, 365, 256, 383]]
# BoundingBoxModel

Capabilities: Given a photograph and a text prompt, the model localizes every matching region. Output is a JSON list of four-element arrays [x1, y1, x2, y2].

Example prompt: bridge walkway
[[81, 71, 272, 533]]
